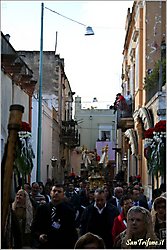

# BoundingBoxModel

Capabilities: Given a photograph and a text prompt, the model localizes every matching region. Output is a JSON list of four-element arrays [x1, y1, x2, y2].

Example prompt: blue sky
[[1, 1, 134, 108]]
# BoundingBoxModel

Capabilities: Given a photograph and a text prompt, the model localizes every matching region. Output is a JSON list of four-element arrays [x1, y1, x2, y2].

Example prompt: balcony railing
[[117, 103, 134, 131], [145, 83, 164, 104], [61, 120, 80, 147], [145, 58, 166, 104]]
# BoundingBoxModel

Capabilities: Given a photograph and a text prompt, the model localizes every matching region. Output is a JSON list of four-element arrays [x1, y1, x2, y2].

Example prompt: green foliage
[[144, 59, 166, 90], [14, 135, 35, 175], [147, 137, 166, 177]]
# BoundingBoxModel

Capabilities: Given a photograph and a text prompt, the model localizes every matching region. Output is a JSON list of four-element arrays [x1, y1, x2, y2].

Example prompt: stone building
[[73, 96, 116, 178], [17, 51, 79, 183], [116, 0, 166, 198]]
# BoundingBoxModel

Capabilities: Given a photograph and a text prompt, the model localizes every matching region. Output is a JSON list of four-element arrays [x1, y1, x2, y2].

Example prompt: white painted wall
[[1, 71, 12, 144], [1, 70, 29, 159], [31, 97, 53, 184], [13, 84, 29, 121], [41, 104, 52, 183]]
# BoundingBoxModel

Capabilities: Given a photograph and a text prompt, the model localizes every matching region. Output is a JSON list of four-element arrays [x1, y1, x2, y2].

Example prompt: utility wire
[[45, 6, 86, 27], [45, 6, 124, 30]]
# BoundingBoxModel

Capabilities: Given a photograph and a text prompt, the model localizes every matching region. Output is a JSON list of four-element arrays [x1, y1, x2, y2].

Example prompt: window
[[135, 43, 139, 90], [99, 125, 112, 141], [101, 131, 111, 141]]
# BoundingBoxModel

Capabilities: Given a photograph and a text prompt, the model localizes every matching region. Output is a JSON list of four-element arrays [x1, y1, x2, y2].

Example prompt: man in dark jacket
[[80, 188, 119, 248], [131, 188, 149, 210], [31, 184, 78, 249], [108, 186, 123, 213]]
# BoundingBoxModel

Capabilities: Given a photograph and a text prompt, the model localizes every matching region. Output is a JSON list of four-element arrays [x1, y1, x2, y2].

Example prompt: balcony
[[117, 105, 134, 131], [145, 58, 166, 103], [1, 32, 36, 96], [61, 120, 80, 147]]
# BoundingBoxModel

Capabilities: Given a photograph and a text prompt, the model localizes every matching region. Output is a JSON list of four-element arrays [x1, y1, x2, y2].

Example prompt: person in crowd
[[114, 206, 158, 249], [31, 184, 78, 248], [133, 184, 148, 204], [29, 182, 46, 217], [130, 188, 149, 210], [148, 188, 162, 211], [124, 90, 132, 112], [44, 181, 52, 202], [159, 183, 166, 194], [79, 180, 90, 207], [88, 189, 95, 205], [151, 196, 166, 248], [126, 186, 132, 196], [38, 181, 51, 203], [115, 93, 128, 111], [121, 182, 128, 195], [65, 183, 80, 206], [24, 182, 32, 195], [2, 203, 22, 249], [112, 195, 133, 244], [80, 188, 119, 248], [30, 182, 46, 205], [109, 186, 123, 213], [65, 183, 82, 227], [38, 181, 45, 194], [104, 186, 112, 202], [12, 189, 33, 248], [74, 232, 106, 249]]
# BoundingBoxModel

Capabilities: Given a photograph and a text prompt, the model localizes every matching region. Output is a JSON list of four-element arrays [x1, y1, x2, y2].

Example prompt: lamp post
[[36, 2, 44, 182], [122, 152, 128, 181], [36, 2, 94, 182]]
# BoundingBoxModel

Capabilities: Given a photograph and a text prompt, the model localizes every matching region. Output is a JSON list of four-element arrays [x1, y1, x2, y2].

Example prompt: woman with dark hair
[[74, 232, 105, 249], [38, 181, 51, 203]]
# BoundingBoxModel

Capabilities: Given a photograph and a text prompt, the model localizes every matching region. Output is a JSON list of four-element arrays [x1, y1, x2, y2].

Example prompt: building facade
[[17, 51, 78, 183], [1, 32, 37, 188], [74, 96, 117, 178], [118, 0, 166, 198]]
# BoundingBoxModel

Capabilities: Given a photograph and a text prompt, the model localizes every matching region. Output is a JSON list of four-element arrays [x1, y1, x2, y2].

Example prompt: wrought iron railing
[[61, 120, 80, 147]]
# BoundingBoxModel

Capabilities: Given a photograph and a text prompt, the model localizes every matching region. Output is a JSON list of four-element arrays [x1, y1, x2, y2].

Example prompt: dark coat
[[108, 196, 122, 213], [31, 201, 78, 249], [80, 202, 119, 248], [139, 199, 149, 210], [108, 197, 118, 207]]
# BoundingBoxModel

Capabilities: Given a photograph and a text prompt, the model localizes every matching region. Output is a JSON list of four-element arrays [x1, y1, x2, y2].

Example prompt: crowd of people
[[3, 177, 166, 249]]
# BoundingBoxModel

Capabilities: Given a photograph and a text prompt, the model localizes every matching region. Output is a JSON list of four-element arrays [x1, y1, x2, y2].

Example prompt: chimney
[[5, 34, 10, 41]]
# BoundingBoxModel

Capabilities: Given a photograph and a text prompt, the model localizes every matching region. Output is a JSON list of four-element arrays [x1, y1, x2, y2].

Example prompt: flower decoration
[[21, 121, 31, 132], [144, 120, 166, 177], [96, 155, 100, 162], [144, 127, 154, 139], [154, 120, 166, 132], [144, 120, 166, 138], [14, 121, 35, 187], [136, 175, 141, 180]]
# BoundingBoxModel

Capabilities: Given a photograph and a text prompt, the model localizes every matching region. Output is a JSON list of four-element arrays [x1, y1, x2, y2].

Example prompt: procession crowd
[[3, 176, 166, 249]]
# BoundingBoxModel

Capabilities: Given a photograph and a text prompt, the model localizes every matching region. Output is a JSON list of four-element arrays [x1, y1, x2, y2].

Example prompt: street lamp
[[122, 152, 128, 169], [36, 2, 44, 182], [36, 2, 94, 181]]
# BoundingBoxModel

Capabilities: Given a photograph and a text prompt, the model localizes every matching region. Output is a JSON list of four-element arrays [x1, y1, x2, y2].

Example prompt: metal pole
[[36, 2, 44, 182]]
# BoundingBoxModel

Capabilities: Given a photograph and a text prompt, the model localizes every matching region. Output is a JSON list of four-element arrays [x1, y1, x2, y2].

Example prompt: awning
[[125, 128, 138, 155]]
